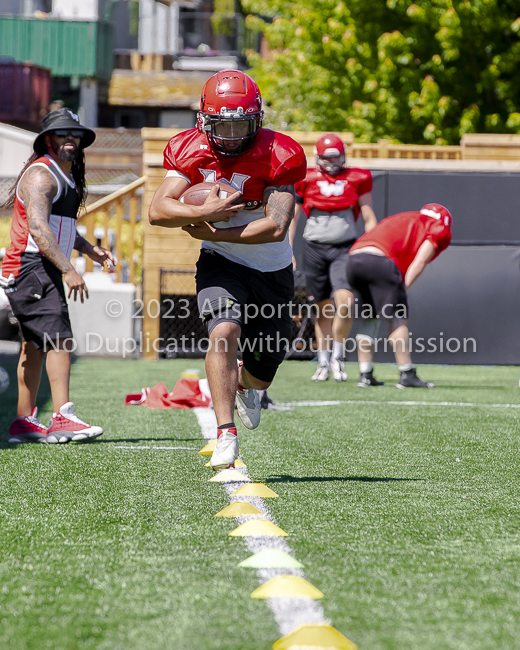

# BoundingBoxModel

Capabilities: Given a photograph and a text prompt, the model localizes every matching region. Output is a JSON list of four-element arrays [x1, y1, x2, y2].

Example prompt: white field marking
[[193, 407, 329, 636], [282, 399, 520, 409], [114, 446, 199, 450]]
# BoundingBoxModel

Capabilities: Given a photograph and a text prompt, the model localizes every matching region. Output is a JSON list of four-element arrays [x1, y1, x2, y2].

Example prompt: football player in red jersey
[[149, 70, 307, 470], [290, 134, 377, 383], [348, 204, 452, 388]]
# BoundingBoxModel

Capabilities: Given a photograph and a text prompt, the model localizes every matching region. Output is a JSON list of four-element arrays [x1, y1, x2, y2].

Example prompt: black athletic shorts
[[196, 249, 294, 383], [347, 253, 409, 321], [5, 259, 73, 349], [303, 239, 355, 303]]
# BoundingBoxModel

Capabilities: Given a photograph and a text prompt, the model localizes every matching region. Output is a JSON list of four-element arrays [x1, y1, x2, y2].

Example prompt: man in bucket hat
[[1, 108, 113, 443]]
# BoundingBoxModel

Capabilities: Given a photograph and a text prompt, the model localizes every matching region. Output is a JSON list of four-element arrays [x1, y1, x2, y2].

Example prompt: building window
[[115, 108, 146, 129]]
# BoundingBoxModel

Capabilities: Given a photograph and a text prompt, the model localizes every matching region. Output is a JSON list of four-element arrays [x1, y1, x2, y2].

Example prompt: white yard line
[[282, 399, 520, 409], [193, 407, 329, 636], [113, 446, 199, 450]]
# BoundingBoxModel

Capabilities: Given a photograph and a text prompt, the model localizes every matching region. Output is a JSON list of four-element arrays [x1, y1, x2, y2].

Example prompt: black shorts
[[5, 259, 73, 349], [303, 239, 355, 303], [196, 249, 294, 382], [347, 253, 409, 321]]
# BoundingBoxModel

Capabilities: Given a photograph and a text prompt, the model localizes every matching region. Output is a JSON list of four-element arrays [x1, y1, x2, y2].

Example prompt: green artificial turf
[[0, 357, 519, 650]]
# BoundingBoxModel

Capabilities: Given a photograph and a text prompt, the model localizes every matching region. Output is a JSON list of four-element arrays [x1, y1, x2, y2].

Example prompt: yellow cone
[[198, 440, 217, 455], [231, 483, 279, 498], [215, 502, 262, 517], [209, 469, 251, 483], [229, 519, 287, 537], [182, 370, 200, 379], [205, 459, 246, 467], [251, 575, 323, 599], [273, 623, 357, 650]]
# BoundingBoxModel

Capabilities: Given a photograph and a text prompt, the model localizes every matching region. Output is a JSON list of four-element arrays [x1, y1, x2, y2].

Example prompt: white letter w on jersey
[[199, 169, 250, 193], [317, 180, 347, 197]]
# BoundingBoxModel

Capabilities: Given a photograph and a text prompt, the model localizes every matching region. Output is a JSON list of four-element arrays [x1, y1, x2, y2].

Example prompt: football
[[179, 181, 242, 206]]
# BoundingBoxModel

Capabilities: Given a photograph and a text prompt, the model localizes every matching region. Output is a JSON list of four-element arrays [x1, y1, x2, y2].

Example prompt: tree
[[241, 0, 520, 144]]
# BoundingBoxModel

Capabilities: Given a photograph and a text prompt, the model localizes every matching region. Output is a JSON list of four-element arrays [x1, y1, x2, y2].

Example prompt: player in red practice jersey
[[348, 204, 452, 388], [149, 70, 306, 470], [290, 133, 377, 383]]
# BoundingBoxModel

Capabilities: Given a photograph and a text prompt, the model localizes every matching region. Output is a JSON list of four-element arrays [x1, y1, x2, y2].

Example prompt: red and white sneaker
[[47, 402, 103, 444], [9, 407, 49, 444]]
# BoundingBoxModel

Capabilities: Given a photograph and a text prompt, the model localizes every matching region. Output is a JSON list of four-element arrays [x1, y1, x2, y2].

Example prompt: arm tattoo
[[263, 185, 295, 236], [20, 167, 73, 273]]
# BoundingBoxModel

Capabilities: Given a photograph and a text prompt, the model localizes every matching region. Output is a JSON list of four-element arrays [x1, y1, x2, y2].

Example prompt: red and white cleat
[[9, 407, 49, 443], [210, 427, 239, 470], [47, 402, 104, 444], [236, 386, 261, 430]]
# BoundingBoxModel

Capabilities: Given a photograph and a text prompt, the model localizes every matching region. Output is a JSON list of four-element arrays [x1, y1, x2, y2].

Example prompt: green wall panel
[[0, 17, 113, 79]]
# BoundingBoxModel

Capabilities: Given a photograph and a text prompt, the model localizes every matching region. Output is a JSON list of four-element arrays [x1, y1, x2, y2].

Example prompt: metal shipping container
[[0, 17, 113, 80], [0, 62, 50, 129]]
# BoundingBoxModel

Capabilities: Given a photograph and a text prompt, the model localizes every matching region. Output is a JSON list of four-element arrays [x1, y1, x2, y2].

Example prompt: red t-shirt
[[349, 210, 452, 277], [295, 167, 372, 220], [163, 128, 307, 204]]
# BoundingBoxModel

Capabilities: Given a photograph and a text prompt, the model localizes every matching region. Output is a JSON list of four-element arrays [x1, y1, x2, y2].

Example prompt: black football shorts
[[303, 239, 355, 303], [347, 253, 409, 321], [196, 249, 294, 382], [5, 259, 73, 349]]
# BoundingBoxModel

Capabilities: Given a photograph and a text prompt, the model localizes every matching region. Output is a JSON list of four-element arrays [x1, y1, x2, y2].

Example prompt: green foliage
[[129, 0, 139, 36], [212, 0, 237, 37], [241, 0, 520, 144]]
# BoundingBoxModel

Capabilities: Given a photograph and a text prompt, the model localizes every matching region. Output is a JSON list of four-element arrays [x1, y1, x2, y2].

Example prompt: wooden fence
[[77, 176, 146, 284]]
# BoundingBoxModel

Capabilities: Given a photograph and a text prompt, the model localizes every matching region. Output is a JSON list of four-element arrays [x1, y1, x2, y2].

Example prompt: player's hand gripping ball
[[0, 366, 9, 395], [179, 181, 242, 206]]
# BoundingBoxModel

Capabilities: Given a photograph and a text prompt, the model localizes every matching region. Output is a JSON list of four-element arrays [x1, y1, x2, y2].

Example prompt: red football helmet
[[420, 203, 453, 228], [314, 133, 346, 174], [198, 70, 264, 156]]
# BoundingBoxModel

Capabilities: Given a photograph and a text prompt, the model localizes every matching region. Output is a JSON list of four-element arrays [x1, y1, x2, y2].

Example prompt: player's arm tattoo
[[20, 166, 73, 273], [263, 184, 295, 238]]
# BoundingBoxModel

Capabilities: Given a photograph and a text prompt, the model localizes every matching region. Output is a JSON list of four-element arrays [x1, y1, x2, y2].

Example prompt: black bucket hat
[[33, 107, 96, 152]]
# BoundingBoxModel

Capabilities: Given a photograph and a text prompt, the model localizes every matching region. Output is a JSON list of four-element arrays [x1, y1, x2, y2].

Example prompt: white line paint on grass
[[283, 399, 520, 409], [114, 446, 199, 451], [193, 407, 329, 636]]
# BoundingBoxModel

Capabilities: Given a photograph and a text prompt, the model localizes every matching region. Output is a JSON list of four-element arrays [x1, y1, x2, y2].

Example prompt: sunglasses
[[53, 129, 84, 137]]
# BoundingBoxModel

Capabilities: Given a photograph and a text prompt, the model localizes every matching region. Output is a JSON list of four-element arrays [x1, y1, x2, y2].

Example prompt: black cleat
[[396, 368, 434, 389], [357, 370, 384, 387]]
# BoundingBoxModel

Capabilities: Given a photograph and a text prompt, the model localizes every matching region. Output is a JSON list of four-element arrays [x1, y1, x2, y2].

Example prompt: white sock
[[399, 362, 413, 372], [360, 362, 372, 374], [332, 341, 344, 360], [318, 350, 331, 366]]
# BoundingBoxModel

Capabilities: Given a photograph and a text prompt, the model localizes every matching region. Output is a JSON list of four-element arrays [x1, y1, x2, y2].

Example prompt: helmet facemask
[[317, 152, 346, 175], [199, 106, 263, 157]]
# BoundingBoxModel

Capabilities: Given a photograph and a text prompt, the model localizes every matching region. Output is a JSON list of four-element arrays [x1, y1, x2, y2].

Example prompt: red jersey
[[163, 128, 307, 272], [350, 210, 452, 277], [2, 155, 79, 278], [295, 167, 372, 220], [163, 128, 306, 202]]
